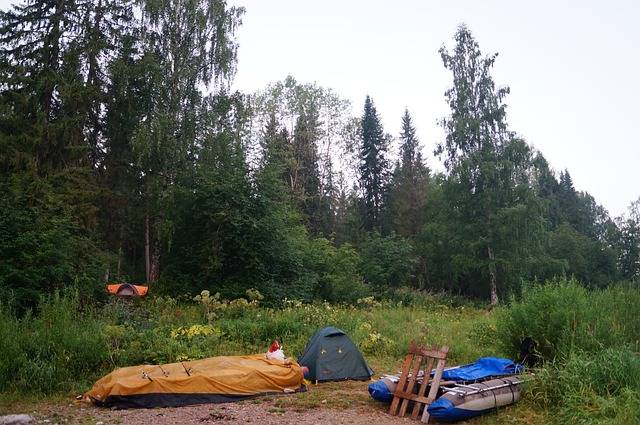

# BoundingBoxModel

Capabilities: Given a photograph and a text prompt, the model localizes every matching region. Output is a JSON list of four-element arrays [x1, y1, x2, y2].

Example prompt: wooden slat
[[415, 348, 448, 360], [398, 355, 423, 416], [389, 352, 414, 415], [392, 393, 432, 405], [407, 342, 420, 354], [388, 342, 450, 424], [421, 346, 449, 423], [411, 355, 435, 419]]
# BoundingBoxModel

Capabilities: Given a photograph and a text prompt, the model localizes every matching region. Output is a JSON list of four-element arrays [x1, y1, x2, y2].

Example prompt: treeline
[[1, 1, 639, 310]]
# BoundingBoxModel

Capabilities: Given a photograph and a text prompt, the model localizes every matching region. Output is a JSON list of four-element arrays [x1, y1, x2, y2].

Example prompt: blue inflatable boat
[[427, 376, 522, 422], [368, 357, 522, 403]]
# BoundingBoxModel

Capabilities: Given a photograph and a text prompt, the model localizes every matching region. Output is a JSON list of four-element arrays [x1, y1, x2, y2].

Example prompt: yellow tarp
[[85, 354, 304, 407]]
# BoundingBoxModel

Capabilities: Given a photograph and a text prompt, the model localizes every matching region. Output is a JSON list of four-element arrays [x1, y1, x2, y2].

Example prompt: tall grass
[[496, 277, 640, 360], [497, 277, 640, 424], [0, 290, 108, 393], [0, 288, 495, 394], [6, 279, 638, 425]]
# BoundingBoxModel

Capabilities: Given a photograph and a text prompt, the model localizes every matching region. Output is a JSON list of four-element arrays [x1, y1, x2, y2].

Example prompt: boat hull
[[427, 377, 521, 422]]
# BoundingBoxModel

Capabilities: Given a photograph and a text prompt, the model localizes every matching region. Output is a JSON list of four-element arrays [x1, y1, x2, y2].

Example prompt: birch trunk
[[487, 245, 498, 306]]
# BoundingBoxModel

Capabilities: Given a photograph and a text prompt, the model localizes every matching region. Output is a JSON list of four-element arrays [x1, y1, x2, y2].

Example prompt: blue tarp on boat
[[440, 357, 522, 382]]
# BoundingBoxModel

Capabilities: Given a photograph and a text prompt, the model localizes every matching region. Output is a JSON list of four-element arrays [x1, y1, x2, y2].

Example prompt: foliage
[[0, 288, 494, 394], [1, 3, 632, 306], [360, 232, 416, 288], [0, 291, 108, 393], [496, 277, 640, 361], [0, 178, 108, 311]]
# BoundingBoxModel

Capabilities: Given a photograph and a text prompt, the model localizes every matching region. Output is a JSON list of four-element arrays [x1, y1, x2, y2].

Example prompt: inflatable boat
[[426, 376, 522, 422], [368, 357, 522, 403]]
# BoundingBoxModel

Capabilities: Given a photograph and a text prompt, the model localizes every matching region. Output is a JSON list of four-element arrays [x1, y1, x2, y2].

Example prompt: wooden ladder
[[388, 342, 449, 423]]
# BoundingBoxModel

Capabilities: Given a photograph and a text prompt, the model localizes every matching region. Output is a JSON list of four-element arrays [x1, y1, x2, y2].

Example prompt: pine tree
[[291, 107, 322, 233], [390, 109, 429, 236], [359, 95, 389, 231]]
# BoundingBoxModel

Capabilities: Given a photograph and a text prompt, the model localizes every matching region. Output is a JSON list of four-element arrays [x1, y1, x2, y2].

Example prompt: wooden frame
[[388, 342, 449, 423]]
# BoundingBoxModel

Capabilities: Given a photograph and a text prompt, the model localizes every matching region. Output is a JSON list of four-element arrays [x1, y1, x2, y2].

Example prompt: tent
[[298, 326, 373, 381], [85, 354, 304, 409], [106, 283, 148, 297]]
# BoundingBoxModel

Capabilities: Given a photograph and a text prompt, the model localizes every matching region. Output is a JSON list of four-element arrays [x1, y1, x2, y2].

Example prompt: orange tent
[[106, 283, 148, 297], [85, 354, 305, 408]]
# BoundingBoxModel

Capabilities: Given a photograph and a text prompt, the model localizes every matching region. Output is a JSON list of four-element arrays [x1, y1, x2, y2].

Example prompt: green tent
[[298, 327, 373, 381]]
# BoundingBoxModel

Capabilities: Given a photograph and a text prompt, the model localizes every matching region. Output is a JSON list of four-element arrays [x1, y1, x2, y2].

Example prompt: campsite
[[1, 0, 640, 423], [1, 282, 640, 424]]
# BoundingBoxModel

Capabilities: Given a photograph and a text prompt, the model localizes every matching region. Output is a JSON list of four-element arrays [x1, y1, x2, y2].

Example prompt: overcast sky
[[228, 0, 639, 218], [1, 0, 638, 217]]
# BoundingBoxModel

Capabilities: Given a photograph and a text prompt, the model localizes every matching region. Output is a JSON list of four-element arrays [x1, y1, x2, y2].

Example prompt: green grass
[[497, 278, 640, 425], [1, 281, 639, 424]]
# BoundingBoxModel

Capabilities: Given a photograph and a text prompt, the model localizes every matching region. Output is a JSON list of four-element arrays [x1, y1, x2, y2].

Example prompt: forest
[[1, 0, 639, 309]]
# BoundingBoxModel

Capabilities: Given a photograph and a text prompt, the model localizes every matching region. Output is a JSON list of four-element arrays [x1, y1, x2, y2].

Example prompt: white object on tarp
[[266, 348, 285, 361]]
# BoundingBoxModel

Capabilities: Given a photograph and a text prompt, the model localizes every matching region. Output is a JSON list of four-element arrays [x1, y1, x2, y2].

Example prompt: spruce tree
[[390, 109, 429, 236], [359, 95, 389, 231], [292, 107, 322, 233]]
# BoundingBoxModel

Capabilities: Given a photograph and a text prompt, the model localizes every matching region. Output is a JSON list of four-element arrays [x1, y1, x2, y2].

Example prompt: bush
[[299, 238, 369, 303], [496, 277, 640, 361], [497, 278, 640, 424], [0, 290, 108, 393]]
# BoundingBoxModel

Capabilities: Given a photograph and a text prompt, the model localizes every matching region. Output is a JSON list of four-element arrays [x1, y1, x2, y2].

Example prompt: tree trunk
[[149, 224, 160, 282], [145, 213, 150, 282], [487, 245, 499, 306]]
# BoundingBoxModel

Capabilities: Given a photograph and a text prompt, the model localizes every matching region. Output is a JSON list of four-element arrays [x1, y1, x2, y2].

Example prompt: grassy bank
[[1, 279, 639, 424], [497, 278, 640, 425], [0, 289, 495, 394]]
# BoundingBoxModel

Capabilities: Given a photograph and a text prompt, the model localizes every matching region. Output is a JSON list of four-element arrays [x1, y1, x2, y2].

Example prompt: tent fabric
[[439, 357, 523, 383], [298, 326, 373, 381], [85, 354, 304, 408], [106, 283, 148, 297]]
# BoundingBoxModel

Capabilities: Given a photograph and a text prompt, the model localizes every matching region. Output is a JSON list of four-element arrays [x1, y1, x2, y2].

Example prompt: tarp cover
[[298, 326, 373, 381], [85, 354, 304, 408], [440, 357, 522, 383]]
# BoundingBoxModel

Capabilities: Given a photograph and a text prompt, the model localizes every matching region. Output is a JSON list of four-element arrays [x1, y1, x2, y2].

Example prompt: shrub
[[496, 277, 640, 361], [0, 290, 108, 393]]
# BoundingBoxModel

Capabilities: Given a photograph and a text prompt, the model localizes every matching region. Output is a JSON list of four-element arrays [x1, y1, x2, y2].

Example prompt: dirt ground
[[3, 381, 419, 425], [40, 401, 416, 425]]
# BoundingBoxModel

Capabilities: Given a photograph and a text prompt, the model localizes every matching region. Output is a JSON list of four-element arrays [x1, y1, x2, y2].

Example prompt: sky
[[226, 0, 639, 218], [1, 0, 638, 217]]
